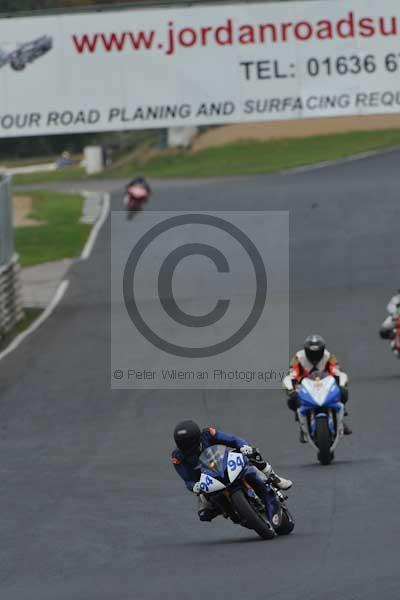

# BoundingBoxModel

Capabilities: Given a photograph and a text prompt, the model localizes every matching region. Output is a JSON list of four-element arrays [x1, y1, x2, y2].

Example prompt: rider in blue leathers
[[171, 420, 292, 521]]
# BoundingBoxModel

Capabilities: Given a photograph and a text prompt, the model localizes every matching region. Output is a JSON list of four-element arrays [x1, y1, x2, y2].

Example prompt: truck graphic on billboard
[[0, 35, 53, 71]]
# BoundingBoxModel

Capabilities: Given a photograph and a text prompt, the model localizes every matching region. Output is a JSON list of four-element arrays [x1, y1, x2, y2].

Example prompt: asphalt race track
[[1, 151, 400, 600]]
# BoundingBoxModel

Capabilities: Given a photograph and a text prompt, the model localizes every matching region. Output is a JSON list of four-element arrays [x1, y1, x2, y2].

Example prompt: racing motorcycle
[[197, 444, 294, 540], [379, 292, 400, 358], [124, 182, 150, 220], [390, 316, 400, 358], [296, 371, 346, 465]]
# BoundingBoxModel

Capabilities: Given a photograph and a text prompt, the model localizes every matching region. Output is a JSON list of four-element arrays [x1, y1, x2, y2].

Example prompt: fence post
[[0, 176, 23, 341]]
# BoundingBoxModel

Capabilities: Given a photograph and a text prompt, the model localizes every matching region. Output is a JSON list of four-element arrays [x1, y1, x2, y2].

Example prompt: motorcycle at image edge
[[294, 371, 346, 465], [197, 444, 294, 540], [124, 183, 150, 220], [390, 316, 400, 358]]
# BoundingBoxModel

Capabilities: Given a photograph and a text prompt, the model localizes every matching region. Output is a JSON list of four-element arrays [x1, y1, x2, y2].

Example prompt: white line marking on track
[[81, 192, 110, 260], [280, 144, 400, 176], [0, 279, 69, 363], [0, 190, 111, 362]]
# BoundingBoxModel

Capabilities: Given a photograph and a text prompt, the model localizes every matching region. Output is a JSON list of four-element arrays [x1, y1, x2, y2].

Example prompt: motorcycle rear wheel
[[230, 489, 275, 540], [316, 418, 333, 465]]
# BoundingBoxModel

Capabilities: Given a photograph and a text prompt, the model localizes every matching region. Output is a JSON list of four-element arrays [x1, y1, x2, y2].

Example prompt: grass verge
[[10, 127, 400, 184], [105, 128, 400, 179], [15, 190, 91, 266], [0, 308, 42, 353], [13, 166, 85, 186]]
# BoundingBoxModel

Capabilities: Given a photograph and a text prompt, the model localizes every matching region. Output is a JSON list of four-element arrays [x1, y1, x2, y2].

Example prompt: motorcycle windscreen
[[198, 445, 228, 479]]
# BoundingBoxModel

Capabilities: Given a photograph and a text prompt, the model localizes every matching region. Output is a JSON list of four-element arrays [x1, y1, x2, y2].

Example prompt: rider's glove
[[239, 445, 255, 456], [192, 482, 201, 495]]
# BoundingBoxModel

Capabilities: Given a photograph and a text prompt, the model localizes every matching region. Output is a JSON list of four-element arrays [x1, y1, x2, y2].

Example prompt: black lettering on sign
[[109, 108, 120, 122], [47, 109, 101, 127], [47, 112, 59, 126], [0, 113, 43, 130], [196, 102, 235, 117]]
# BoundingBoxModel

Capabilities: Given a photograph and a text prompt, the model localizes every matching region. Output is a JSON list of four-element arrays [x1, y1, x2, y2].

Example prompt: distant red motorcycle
[[124, 179, 150, 220]]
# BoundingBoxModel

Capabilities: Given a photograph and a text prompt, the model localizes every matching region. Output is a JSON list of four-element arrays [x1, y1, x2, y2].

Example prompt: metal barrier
[[0, 176, 14, 266], [0, 176, 23, 339]]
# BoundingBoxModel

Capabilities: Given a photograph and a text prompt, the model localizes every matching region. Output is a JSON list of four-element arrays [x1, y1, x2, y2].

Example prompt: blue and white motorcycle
[[197, 444, 294, 540], [292, 371, 346, 465]]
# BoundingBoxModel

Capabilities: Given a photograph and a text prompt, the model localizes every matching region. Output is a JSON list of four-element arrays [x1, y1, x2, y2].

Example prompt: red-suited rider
[[283, 334, 352, 442]]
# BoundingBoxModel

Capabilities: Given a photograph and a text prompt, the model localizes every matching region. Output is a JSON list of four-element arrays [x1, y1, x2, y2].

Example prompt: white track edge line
[[280, 144, 400, 177], [0, 279, 70, 363], [81, 192, 110, 260], [0, 191, 110, 362]]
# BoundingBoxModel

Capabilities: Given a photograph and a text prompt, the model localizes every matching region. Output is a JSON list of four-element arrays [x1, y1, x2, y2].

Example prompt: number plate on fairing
[[199, 473, 226, 493], [227, 451, 246, 483]]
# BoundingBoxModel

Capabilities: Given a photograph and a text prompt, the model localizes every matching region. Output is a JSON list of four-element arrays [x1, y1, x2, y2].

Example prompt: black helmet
[[133, 176, 146, 185], [304, 334, 326, 365], [174, 420, 201, 453]]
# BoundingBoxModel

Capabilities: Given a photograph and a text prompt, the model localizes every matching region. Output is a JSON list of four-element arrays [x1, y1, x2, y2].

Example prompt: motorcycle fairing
[[298, 376, 342, 417], [199, 472, 226, 494], [300, 375, 339, 406], [227, 451, 246, 483]]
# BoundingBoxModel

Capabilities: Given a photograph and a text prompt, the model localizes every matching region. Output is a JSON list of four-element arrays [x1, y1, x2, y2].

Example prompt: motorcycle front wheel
[[230, 489, 275, 540], [315, 418, 333, 465], [274, 508, 295, 536]]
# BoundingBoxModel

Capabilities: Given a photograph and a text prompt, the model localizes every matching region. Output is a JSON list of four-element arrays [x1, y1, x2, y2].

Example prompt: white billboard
[[1, 0, 400, 136]]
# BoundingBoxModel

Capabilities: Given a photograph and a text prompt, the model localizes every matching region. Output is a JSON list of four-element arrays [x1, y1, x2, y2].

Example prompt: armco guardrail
[[0, 176, 23, 339], [0, 176, 14, 265]]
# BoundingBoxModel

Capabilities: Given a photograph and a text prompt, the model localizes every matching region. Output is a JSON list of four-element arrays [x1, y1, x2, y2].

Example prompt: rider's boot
[[391, 341, 400, 357], [263, 464, 293, 491], [343, 421, 352, 435], [341, 388, 352, 435], [299, 429, 307, 443]]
